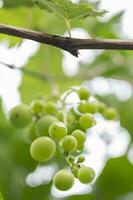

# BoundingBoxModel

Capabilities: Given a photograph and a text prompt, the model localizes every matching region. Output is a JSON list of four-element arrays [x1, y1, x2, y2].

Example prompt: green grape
[[30, 99, 45, 115], [71, 130, 86, 148], [9, 104, 32, 128], [77, 102, 85, 113], [60, 135, 77, 153], [26, 122, 37, 142], [77, 155, 85, 163], [77, 144, 84, 152], [30, 136, 56, 162], [78, 166, 95, 184], [68, 155, 75, 164], [77, 86, 91, 100], [44, 102, 56, 114], [79, 113, 96, 130], [56, 111, 64, 121], [49, 122, 67, 140], [103, 107, 118, 120], [97, 102, 106, 114], [53, 169, 74, 191], [36, 115, 58, 136], [83, 102, 98, 114]]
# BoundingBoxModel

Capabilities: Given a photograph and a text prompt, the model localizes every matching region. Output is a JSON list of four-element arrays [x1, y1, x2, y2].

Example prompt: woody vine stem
[[1, 24, 133, 57]]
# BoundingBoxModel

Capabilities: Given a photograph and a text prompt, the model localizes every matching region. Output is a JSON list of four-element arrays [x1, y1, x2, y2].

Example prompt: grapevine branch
[[1, 24, 133, 57]]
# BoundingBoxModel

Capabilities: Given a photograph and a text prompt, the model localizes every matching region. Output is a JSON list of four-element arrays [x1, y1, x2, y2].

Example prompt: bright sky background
[[0, 0, 133, 198]]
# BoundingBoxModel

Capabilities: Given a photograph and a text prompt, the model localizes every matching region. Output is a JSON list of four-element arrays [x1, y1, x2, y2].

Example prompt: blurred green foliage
[[0, 0, 133, 200]]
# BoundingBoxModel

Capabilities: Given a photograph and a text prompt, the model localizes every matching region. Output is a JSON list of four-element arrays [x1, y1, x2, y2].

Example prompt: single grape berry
[[68, 155, 75, 164], [9, 104, 32, 128], [60, 135, 77, 153], [26, 122, 37, 142], [44, 102, 56, 114], [77, 102, 85, 113], [97, 102, 106, 114], [78, 166, 95, 184], [77, 144, 84, 152], [83, 102, 98, 114], [77, 155, 85, 163], [30, 136, 56, 162], [49, 122, 67, 140], [30, 99, 45, 115], [53, 169, 74, 191], [79, 113, 96, 130], [71, 130, 86, 148], [56, 111, 64, 121], [77, 87, 91, 100], [36, 115, 58, 136], [103, 107, 118, 120]]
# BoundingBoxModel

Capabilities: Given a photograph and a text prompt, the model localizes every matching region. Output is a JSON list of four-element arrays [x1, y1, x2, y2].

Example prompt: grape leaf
[[33, 0, 107, 20]]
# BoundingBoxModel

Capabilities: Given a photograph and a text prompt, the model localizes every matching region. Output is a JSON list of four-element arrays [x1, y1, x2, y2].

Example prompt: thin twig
[[0, 61, 49, 81], [0, 61, 94, 81], [1, 24, 133, 57]]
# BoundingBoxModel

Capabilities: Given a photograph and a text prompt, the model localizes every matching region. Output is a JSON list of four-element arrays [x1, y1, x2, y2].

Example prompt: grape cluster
[[8, 86, 118, 191]]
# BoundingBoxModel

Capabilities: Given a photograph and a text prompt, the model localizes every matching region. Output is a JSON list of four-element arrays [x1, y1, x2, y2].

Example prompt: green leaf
[[0, 192, 4, 200], [93, 157, 133, 200], [33, 0, 107, 21], [3, 0, 33, 7]]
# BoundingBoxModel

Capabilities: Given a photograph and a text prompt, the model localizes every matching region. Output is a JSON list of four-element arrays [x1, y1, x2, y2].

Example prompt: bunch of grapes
[[8, 86, 118, 191]]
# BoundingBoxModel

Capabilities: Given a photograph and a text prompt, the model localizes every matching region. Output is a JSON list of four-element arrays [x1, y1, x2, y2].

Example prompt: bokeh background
[[0, 0, 133, 200]]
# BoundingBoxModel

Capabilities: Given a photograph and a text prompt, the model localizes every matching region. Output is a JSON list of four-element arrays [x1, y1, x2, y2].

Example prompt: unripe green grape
[[53, 169, 74, 191], [44, 102, 56, 114], [77, 87, 91, 100], [77, 144, 84, 152], [56, 111, 64, 121], [103, 107, 118, 120], [36, 115, 58, 136], [9, 104, 32, 128], [26, 122, 37, 142], [77, 102, 85, 113], [30, 136, 56, 162], [60, 135, 77, 153], [68, 155, 75, 164], [71, 130, 86, 148], [49, 122, 67, 140], [79, 113, 96, 130], [78, 166, 95, 184], [97, 102, 106, 114], [30, 99, 45, 115], [77, 155, 85, 163], [83, 102, 98, 114]]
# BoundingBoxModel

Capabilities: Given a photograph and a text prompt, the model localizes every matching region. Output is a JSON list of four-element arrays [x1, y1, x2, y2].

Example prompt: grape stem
[[61, 88, 77, 124], [66, 19, 72, 38]]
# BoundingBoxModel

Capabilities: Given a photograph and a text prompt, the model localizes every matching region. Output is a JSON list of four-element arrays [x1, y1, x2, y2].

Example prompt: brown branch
[[1, 24, 133, 57]]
